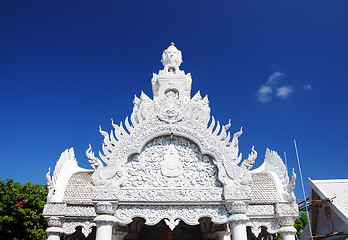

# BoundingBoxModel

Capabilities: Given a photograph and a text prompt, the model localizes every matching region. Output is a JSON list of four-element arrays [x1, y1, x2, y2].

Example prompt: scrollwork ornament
[[246, 219, 280, 237], [114, 205, 229, 229], [62, 220, 96, 237]]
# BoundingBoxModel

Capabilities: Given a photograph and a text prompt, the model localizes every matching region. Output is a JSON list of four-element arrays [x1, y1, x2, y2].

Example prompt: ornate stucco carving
[[46, 168, 54, 202], [63, 219, 96, 237], [43, 203, 67, 216], [94, 202, 116, 215], [275, 202, 298, 227], [86, 144, 103, 170], [47, 217, 63, 227], [161, 42, 183, 69], [66, 205, 96, 217], [114, 205, 229, 229], [246, 219, 280, 237], [90, 116, 255, 202], [44, 43, 298, 233], [247, 205, 275, 216], [225, 201, 248, 214], [288, 168, 297, 203], [124, 136, 221, 190], [119, 188, 223, 202]]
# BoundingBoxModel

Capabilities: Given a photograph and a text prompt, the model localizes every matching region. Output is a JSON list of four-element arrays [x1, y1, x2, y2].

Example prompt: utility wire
[[294, 139, 313, 240]]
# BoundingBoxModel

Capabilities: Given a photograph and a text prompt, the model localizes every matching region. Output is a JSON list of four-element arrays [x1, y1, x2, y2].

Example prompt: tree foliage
[[294, 211, 309, 237], [0, 179, 48, 240]]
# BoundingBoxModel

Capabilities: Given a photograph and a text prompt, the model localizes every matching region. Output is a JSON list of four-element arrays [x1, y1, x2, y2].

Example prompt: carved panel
[[66, 205, 96, 217], [247, 204, 275, 216], [124, 136, 222, 190], [120, 188, 223, 202], [114, 205, 229, 229], [43, 203, 67, 216]]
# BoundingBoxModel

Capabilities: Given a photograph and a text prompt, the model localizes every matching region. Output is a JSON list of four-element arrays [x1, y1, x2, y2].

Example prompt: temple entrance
[[135, 220, 202, 240]]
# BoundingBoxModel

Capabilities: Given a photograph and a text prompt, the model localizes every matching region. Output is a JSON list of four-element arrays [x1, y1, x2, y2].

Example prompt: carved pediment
[[119, 136, 223, 202]]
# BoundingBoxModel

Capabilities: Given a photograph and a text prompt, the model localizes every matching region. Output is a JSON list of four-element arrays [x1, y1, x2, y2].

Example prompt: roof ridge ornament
[[161, 42, 183, 71]]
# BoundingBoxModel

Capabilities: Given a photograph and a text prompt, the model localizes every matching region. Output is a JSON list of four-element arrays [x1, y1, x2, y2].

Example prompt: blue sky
[[1, 0, 347, 200]]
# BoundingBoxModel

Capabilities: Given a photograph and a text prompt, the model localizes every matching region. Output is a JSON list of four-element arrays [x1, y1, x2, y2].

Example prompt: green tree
[[294, 211, 309, 237], [0, 179, 48, 240]]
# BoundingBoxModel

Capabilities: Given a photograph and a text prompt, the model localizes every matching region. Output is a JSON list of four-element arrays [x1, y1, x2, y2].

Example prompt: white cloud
[[276, 86, 292, 99], [257, 85, 273, 103], [304, 84, 312, 90], [267, 72, 285, 85]]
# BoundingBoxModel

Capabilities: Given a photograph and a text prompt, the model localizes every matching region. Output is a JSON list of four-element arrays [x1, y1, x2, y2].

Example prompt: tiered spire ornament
[[87, 43, 260, 203]]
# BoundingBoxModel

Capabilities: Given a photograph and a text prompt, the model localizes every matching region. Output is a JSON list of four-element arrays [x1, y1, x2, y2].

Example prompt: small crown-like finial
[[161, 42, 182, 68]]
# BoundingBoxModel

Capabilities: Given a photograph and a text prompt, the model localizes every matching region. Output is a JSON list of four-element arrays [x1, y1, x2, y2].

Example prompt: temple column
[[230, 214, 249, 240], [46, 227, 64, 240], [278, 226, 297, 240], [225, 201, 249, 240], [93, 201, 118, 240], [95, 215, 118, 240], [276, 203, 298, 240]]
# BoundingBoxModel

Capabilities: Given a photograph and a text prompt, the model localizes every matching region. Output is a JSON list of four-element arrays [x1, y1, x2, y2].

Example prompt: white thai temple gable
[[43, 43, 298, 240]]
